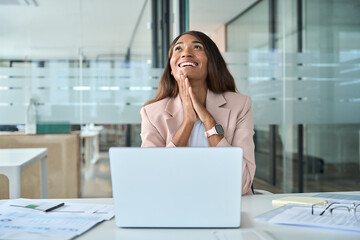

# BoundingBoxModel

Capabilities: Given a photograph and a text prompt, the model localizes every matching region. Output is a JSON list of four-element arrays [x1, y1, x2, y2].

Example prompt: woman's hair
[[145, 30, 236, 105]]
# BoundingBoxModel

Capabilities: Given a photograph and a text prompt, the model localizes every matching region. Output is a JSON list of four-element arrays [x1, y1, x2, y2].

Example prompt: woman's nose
[[181, 47, 193, 58]]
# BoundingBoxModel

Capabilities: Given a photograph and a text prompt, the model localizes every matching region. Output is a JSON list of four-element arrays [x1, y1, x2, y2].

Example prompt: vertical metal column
[[151, 0, 159, 68], [124, 0, 148, 146], [161, 0, 170, 67], [126, 124, 132, 147], [297, 0, 304, 193], [269, 125, 277, 185], [179, 0, 189, 34], [269, 0, 277, 186]]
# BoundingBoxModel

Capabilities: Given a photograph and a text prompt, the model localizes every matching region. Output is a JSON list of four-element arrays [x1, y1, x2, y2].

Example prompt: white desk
[[5, 192, 355, 240], [0, 148, 48, 199]]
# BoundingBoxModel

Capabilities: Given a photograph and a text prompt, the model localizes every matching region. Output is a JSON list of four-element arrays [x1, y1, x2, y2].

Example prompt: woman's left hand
[[185, 78, 223, 147]]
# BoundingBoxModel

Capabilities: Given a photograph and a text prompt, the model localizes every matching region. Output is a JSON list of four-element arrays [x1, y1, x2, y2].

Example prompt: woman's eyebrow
[[192, 41, 203, 45], [174, 41, 203, 46]]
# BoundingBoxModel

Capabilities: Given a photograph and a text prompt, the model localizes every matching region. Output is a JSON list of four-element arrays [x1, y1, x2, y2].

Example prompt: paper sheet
[[272, 196, 327, 206], [0, 198, 114, 221], [256, 203, 360, 232], [0, 198, 114, 240], [314, 193, 360, 202], [8, 199, 64, 212], [0, 210, 103, 240]]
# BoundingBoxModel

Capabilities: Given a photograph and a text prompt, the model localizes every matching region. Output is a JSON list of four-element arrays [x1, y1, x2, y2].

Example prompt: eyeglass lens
[[312, 205, 325, 216], [331, 206, 350, 225], [355, 205, 360, 221]]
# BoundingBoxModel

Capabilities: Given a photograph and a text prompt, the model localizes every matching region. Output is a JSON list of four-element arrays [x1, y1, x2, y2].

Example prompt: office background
[[0, 0, 359, 197]]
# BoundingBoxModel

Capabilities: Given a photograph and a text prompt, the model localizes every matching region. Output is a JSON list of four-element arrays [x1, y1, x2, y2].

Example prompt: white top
[[188, 118, 209, 147]]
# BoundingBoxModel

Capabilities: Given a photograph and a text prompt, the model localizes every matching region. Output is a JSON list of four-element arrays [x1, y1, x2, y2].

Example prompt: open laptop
[[109, 147, 243, 228]]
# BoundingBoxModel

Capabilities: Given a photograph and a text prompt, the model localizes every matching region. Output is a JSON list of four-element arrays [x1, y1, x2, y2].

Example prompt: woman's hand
[[179, 71, 197, 124], [186, 79, 215, 127], [187, 81, 222, 147], [171, 71, 196, 147], [173, 70, 221, 147]]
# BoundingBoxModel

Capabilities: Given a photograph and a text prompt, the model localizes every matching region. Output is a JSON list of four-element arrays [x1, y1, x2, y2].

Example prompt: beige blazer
[[140, 90, 256, 195]]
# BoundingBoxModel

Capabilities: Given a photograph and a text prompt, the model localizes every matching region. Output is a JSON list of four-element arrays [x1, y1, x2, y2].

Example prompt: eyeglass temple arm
[[312, 201, 340, 216]]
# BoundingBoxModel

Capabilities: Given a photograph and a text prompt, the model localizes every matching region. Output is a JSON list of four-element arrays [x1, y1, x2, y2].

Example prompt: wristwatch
[[205, 124, 224, 137]]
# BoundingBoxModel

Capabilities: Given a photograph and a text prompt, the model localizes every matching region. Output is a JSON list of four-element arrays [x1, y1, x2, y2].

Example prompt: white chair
[[254, 189, 273, 194]]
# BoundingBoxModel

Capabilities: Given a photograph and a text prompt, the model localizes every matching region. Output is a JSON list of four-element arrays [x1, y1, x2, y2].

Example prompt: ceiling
[[0, 0, 256, 60], [190, 0, 257, 35]]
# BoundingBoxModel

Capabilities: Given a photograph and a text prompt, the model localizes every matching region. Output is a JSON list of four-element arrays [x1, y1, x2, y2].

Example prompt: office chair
[[251, 183, 273, 195]]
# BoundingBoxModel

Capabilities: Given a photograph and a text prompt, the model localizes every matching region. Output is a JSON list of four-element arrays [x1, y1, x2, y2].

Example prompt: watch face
[[215, 124, 224, 134]]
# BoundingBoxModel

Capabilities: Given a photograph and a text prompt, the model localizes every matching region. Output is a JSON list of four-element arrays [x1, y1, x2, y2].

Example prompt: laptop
[[109, 147, 243, 228]]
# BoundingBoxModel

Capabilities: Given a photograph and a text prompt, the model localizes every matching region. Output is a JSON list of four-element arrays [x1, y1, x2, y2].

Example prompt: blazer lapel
[[165, 95, 183, 140], [206, 90, 230, 136]]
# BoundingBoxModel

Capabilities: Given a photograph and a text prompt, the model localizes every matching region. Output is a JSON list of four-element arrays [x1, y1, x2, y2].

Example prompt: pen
[[44, 202, 65, 212]]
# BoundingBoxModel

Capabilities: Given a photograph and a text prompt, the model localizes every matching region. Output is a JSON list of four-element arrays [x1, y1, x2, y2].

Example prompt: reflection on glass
[[223, 0, 360, 193]]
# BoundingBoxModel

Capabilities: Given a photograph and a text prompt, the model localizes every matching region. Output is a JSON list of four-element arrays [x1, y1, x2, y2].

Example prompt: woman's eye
[[194, 45, 202, 50], [174, 46, 182, 51]]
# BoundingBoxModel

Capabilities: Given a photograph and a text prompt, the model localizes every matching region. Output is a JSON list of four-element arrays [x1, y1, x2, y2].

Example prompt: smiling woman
[[140, 31, 256, 195]]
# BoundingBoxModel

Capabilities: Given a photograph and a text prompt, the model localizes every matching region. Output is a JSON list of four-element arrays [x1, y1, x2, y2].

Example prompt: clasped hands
[[177, 71, 215, 128], [171, 70, 222, 147]]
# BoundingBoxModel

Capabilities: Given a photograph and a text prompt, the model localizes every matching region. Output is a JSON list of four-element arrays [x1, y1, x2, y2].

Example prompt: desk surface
[[1, 192, 357, 240], [0, 148, 47, 167]]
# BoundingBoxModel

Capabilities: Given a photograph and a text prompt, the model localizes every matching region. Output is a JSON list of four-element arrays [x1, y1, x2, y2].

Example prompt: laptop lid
[[109, 147, 243, 228]]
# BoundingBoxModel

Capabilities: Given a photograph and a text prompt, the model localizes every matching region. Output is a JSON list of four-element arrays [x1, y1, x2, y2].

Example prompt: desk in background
[[0, 132, 81, 199], [0, 148, 48, 199]]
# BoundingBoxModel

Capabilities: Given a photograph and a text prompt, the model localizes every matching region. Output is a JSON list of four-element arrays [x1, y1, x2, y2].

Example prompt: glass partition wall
[[300, 0, 360, 192], [224, 0, 360, 192], [0, 0, 154, 149], [0, 1, 155, 197]]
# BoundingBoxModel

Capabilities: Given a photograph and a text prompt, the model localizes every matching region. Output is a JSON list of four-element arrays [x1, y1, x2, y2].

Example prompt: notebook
[[109, 147, 243, 228]]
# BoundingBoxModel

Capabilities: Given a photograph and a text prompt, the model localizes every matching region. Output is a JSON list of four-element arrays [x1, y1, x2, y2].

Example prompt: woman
[[140, 31, 255, 195]]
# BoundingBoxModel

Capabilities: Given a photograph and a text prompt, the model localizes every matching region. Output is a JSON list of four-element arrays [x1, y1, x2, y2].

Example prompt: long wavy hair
[[145, 31, 236, 105]]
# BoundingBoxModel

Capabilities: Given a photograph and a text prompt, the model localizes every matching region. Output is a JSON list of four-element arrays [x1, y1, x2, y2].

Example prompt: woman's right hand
[[171, 70, 196, 146], [178, 71, 196, 124]]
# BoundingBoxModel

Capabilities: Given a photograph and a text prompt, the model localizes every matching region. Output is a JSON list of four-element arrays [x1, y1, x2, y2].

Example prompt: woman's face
[[170, 34, 208, 84]]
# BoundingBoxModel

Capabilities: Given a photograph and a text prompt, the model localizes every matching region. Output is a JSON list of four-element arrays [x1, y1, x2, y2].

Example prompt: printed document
[[256, 203, 360, 232], [0, 198, 114, 240]]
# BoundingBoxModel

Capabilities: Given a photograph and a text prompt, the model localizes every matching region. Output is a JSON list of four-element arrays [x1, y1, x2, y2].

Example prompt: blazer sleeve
[[216, 96, 256, 195], [140, 107, 175, 147]]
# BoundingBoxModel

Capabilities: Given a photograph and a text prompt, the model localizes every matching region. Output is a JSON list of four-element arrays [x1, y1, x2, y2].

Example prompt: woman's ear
[[171, 71, 173, 75]]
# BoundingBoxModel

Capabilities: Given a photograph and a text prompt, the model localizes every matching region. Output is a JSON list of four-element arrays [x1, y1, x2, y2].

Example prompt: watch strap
[[205, 124, 223, 137], [204, 127, 217, 137]]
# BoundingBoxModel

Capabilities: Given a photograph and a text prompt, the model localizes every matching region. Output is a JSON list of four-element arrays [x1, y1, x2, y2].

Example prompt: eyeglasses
[[311, 201, 360, 225]]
